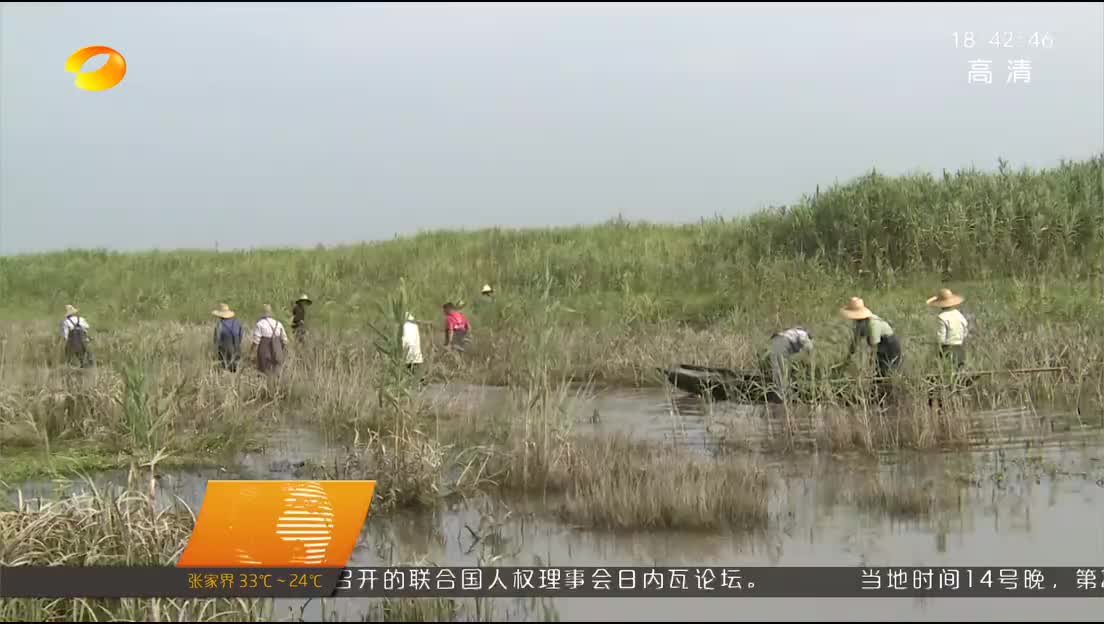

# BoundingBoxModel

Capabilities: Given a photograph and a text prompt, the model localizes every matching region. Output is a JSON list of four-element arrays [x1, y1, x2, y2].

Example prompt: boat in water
[[660, 364, 784, 404], [660, 363, 1060, 406]]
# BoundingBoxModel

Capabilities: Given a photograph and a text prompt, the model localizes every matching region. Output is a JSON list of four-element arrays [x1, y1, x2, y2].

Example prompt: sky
[[1, 2, 1101, 254]]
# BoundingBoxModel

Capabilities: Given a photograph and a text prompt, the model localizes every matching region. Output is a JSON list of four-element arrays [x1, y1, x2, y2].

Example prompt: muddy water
[[422, 382, 1103, 451], [9, 385, 1104, 621]]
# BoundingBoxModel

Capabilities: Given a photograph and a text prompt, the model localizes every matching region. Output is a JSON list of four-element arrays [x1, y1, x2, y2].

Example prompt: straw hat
[[261, 304, 273, 317], [926, 288, 964, 308], [211, 303, 235, 319], [296, 294, 312, 305], [406, 313, 416, 322], [840, 296, 873, 320], [481, 284, 494, 294], [64, 304, 79, 316]]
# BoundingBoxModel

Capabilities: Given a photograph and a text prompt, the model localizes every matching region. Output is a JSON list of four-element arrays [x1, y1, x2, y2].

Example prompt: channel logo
[[177, 480, 377, 567], [65, 45, 127, 91]]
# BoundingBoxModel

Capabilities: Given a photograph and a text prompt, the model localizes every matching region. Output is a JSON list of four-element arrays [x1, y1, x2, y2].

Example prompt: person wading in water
[[251, 304, 289, 375], [60, 304, 94, 368], [291, 294, 312, 343], [211, 303, 243, 372]]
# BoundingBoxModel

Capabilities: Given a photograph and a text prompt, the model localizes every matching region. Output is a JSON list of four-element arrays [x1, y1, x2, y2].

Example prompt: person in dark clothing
[[211, 303, 243, 372], [291, 294, 312, 342]]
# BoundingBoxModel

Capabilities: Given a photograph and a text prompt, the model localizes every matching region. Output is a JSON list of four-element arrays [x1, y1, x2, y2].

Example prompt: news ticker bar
[[2, 567, 1103, 599]]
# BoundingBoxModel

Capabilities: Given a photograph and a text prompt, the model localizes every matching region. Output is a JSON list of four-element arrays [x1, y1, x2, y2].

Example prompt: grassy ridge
[[1, 157, 1100, 328], [740, 157, 1104, 279]]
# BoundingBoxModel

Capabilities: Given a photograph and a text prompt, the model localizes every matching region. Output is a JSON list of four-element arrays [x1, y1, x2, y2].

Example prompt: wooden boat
[[661, 363, 1067, 406], [660, 364, 783, 404]]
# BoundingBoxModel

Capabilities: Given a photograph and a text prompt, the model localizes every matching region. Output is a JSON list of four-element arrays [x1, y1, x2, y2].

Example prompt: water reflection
[[573, 386, 1102, 452], [282, 442, 1100, 621], [6, 383, 1103, 621]]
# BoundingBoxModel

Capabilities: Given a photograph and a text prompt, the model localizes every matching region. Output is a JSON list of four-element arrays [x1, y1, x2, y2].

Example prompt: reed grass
[[850, 478, 963, 520], [2, 157, 1100, 341], [2, 158, 1101, 484], [2, 308, 1098, 487], [2, 158, 1100, 328], [2, 274, 1098, 394], [0, 478, 269, 621], [739, 156, 1104, 280], [558, 437, 769, 530], [273, 346, 771, 530]]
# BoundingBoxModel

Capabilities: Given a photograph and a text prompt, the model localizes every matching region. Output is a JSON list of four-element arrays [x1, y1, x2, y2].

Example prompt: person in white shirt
[[402, 313, 424, 376], [251, 304, 289, 375], [60, 304, 94, 367], [767, 326, 814, 401], [926, 288, 969, 370]]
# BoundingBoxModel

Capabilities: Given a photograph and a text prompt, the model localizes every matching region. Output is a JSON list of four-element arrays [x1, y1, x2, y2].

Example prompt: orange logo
[[65, 45, 127, 91], [178, 481, 376, 567]]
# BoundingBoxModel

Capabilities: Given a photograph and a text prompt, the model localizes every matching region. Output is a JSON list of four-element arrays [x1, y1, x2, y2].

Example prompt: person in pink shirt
[[443, 302, 471, 352]]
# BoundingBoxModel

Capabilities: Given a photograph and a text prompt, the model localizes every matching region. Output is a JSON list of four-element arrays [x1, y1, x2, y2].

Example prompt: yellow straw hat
[[211, 303, 235, 319], [261, 304, 273, 317], [840, 296, 873, 321], [64, 304, 79, 316], [296, 294, 312, 304], [481, 284, 494, 294], [926, 288, 964, 308]]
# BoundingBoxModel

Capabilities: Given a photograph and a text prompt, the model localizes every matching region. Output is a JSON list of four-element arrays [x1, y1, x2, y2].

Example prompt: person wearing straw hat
[[211, 303, 244, 372], [402, 312, 424, 376], [840, 296, 902, 379], [927, 288, 969, 370], [291, 294, 312, 343], [251, 304, 289, 375], [472, 283, 499, 324], [59, 304, 94, 368]]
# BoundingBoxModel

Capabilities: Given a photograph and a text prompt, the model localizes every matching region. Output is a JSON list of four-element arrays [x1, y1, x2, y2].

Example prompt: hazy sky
[[1, 2, 1101, 254]]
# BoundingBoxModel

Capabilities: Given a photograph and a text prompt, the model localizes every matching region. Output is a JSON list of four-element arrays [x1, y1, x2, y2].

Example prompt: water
[[8, 385, 1104, 621]]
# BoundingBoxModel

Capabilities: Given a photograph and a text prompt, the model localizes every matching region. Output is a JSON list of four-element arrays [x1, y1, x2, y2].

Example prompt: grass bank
[[2, 157, 1100, 326]]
